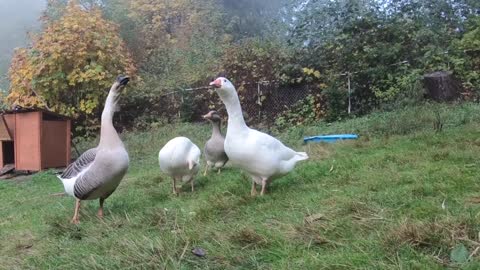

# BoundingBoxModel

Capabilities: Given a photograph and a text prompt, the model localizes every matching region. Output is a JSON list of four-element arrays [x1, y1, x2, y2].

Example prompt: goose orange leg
[[172, 178, 179, 196], [251, 181, 257, 196], [203, 164, 208, 176], [97, 198, 105, 219], [191, 179, 195, 192], [260, 178, 268, 196], [71, 199, 81, 224]]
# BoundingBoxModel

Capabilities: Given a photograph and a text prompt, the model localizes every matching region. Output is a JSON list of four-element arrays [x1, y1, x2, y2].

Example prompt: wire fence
[[128, 60, 417, 128], [120, 81, 321, 129]]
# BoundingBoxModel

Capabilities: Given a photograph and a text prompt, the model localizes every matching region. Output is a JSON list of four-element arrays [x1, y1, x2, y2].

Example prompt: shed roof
[[1, 106, 72, 120]]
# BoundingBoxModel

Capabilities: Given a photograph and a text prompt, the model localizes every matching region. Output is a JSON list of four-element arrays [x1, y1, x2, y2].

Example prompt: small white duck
[[210, 77, 309, 196], [158, 137, 201, 195]]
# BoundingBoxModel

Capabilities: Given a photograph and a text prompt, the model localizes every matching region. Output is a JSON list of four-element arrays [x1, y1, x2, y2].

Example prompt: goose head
[[109, 75, 130, 109], [202, 110, 221, 123], [209, 77, 236, 100], [111, 75, 130, 93]]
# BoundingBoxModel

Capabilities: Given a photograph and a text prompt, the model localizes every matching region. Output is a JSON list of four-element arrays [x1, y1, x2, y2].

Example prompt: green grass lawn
[[2, 103, 480, 269]]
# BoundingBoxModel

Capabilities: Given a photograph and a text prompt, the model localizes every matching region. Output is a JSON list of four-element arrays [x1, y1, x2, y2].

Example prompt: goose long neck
[[222, 90, 247, 131], [211, 121, 222, 137], [99, 87, 122, 147]]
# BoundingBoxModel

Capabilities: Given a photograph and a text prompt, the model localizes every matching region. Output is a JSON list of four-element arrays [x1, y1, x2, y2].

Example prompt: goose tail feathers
[[56, 173, 65, 182], [188, 160, 196, 170], [56, 174, 77, 197], [295, 152, 309, 161]]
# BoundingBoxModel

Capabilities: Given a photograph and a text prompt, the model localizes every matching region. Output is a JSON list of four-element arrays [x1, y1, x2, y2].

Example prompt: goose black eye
[[224, 79, 227, 83]]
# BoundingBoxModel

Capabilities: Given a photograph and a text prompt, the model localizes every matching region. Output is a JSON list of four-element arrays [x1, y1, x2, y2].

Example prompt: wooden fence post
[[347, 72, 352, 115]]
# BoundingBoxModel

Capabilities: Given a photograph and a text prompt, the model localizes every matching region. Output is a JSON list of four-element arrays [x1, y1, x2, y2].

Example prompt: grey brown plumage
[[73, 149, 128, 200], [60, 148, 97, 179], [204, 139, 228, 166]]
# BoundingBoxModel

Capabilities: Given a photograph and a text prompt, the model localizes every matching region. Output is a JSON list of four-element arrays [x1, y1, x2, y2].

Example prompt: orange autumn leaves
[[7, 1, 136, 118]]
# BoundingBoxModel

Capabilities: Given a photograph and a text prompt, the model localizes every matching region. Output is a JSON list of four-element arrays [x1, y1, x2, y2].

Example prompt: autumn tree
[[7, 1, 135, 133], [127, 0, 223, 88]]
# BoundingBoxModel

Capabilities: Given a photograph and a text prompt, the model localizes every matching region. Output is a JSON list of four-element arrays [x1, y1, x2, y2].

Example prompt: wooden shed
[[0, 108, 71, 172]]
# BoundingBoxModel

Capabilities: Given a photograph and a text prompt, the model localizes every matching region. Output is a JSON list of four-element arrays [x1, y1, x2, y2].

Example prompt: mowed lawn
[[2, 103, 480, 269]]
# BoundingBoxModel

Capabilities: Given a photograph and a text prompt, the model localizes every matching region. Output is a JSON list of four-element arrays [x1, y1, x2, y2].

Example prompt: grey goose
[[202, 110, 228, 175], [58, 75, 130, 224]]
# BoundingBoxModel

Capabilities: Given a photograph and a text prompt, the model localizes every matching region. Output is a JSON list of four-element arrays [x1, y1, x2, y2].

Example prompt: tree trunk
[[423, 71, 461, 102]]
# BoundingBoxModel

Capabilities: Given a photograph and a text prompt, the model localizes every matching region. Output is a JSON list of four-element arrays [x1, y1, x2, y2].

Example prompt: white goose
[[159, 137, 201, 195], [58, 75, 130, 224], [210, 77, 309, 196]]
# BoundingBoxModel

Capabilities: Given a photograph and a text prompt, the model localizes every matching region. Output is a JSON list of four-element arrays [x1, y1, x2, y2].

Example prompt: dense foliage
[[452, 16, 480, 97], [290, 0, 480, 119], [3, 0, 480, 133]]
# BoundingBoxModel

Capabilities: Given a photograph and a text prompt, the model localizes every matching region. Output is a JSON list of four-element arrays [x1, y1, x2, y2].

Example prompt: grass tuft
[[230, 227, 269, 248]]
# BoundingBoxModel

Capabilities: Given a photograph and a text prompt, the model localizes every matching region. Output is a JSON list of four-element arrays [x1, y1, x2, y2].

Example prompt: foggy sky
[[0, 0, 46, 88]]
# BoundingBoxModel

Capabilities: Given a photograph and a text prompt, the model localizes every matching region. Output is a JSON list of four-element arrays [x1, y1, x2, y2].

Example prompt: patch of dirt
[[2, 173, 34, 183], [230, 227, 268, 248], [13, 232, 36, 256]]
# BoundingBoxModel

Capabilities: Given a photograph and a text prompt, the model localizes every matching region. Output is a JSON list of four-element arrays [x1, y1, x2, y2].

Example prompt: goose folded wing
[[252, 130, 298, 160], [73, 168, 106, 200], [60, 148, 97, 179]]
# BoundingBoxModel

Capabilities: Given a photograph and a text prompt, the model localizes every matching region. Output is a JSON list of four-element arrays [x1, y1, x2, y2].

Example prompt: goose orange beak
[[209, 78, 222, 88]]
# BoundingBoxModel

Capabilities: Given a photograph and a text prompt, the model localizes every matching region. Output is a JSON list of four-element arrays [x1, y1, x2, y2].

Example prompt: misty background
[[0, 0, 46, 89]]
